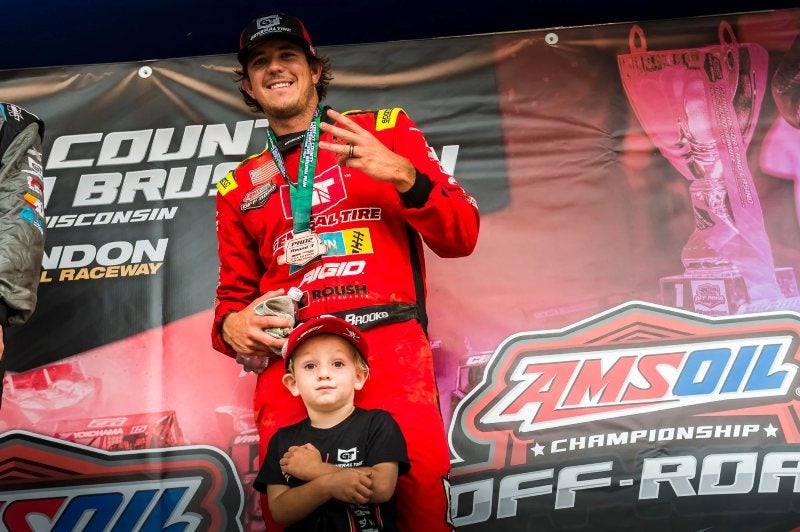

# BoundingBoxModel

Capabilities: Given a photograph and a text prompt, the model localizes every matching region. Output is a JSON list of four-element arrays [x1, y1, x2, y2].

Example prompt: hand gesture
[[319, 109, 416, 193]]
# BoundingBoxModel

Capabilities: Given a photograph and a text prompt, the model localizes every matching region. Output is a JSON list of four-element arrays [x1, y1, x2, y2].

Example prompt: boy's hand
[[281, 443, 324, 481], [327, 469, 373, 504]]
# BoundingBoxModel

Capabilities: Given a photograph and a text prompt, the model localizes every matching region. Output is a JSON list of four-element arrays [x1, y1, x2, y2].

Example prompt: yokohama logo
[[448, 302, 800, 473], [0, 431, 244, 531]]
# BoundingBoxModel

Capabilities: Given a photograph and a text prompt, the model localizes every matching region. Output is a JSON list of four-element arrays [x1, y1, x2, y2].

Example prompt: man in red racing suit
[[213, 12, 479, 531]]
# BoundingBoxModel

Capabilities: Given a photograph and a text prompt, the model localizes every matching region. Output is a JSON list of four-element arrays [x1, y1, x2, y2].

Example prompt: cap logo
[[256, 15, 281, 31], [297, 324, 325, 343]]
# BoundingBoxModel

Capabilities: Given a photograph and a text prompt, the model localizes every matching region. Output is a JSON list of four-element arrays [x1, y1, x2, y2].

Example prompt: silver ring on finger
[[348, 144, 355, 159]]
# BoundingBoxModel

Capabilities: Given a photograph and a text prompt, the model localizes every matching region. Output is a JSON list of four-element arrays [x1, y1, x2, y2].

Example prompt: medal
[[266, 106, 327, 267], [277, 230, 328, 266]]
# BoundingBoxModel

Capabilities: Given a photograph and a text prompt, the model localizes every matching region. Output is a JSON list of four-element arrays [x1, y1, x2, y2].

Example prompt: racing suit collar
[[275, 105, 334, 153]]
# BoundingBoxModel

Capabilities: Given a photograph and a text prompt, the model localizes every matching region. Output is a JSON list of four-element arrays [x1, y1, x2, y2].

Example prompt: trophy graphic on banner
[[772, 33, 800, 130], [761, 33, 800, 228], [618, 22, 799, 316]]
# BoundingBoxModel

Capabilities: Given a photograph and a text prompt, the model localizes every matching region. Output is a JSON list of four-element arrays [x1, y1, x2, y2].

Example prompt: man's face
[[242, 40, 321, 121], [282, 335, 367, 413]]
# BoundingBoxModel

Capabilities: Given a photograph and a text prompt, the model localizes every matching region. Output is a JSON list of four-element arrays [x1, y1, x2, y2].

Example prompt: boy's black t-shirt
[[255, 407, 410, 532]]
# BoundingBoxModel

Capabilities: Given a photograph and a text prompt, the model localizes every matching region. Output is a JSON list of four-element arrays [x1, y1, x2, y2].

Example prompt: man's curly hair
[[234, 51, 333, 114]]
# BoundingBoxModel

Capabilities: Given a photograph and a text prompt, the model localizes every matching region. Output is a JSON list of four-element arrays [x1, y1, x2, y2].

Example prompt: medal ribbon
[[265, 105, 321, 233]]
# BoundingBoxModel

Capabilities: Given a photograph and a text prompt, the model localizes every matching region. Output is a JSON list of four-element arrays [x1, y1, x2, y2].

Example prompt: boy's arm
[[266, 469, 373, 524], [282, 445, 398, 501], [363, 462, 399, 503], [359, 410, 408, 502]]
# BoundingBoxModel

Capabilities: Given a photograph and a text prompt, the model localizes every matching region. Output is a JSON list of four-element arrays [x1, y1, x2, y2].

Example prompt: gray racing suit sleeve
[[0, 102, 46, 328]]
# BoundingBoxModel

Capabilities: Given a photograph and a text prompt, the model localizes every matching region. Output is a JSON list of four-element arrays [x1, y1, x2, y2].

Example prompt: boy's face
[[282, 335, 367, 412]]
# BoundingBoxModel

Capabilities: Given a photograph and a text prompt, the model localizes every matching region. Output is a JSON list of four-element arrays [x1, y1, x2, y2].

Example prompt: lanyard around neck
[[265, 106, 322, 233]]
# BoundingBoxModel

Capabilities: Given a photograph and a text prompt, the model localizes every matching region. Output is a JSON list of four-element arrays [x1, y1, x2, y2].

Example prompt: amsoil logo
[[0, 431, 244, 531], [449, 302, 800, 474]]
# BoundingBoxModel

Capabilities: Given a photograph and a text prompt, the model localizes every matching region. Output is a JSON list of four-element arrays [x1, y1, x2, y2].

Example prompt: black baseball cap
[[284, 315, 368, 370], [238, 13, 316, 66]]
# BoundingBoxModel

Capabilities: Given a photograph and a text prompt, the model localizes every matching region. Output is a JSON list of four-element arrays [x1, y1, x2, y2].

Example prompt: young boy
[[253, 315, 409, 531]]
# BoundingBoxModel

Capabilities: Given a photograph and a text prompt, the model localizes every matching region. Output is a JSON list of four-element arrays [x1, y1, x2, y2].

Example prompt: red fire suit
[[213, 108, 479, 530]]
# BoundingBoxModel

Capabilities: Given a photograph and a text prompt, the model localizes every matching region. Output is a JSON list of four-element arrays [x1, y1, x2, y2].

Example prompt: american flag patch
[[249, 161, 279, 186]]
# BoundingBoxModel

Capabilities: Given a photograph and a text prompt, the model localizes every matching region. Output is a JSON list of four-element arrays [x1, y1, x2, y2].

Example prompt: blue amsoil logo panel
[[447, 302, 800, 531], [0, 431, 243, 531]]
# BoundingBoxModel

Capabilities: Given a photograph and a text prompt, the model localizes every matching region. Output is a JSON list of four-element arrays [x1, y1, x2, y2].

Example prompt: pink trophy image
[[618, 22, 799, 316], [771, 32, 800, 130], [761, 33, 800, 229]]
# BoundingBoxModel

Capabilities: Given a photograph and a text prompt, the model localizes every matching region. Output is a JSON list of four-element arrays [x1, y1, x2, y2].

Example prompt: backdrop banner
[[1, 8, 799, 531]]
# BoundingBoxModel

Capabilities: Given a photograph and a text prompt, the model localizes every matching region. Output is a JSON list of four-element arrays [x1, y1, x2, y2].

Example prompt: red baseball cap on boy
[[283, 315, 368, 369]]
